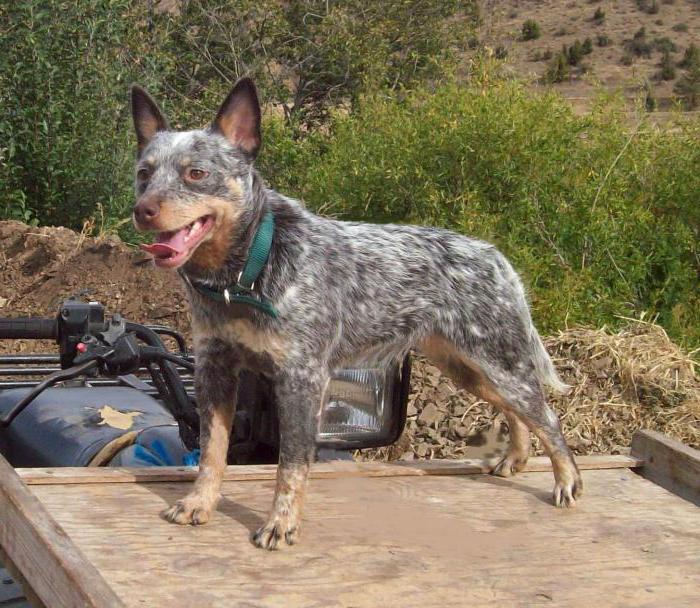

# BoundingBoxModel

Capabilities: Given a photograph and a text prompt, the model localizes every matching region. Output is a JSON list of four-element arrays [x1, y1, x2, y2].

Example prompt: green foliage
[[626, 28, 653, 58], [674, 61, 700, 109], [679, 44, 700, 69], [567, 41, 585, 66], [596, 34, 611, 47], [643, 80, 657, 111], [636, 0, 660, 13], [672, 23, 689, 33], [0, 0, 144, 228], [659, 51, 676, 81], [582, 38, 594, 55], [653, 37, 677, 54], [0, 0, 476, 230], [522, 19, 541, 41], [0, 2, 698, 347], [593, 7, 606, 24], [259, 82, 700, 347], [543, 52, 570, 83]]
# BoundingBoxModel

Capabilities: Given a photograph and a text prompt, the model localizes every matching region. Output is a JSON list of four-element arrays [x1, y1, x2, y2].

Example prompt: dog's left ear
[[212, 78, 261, 159]]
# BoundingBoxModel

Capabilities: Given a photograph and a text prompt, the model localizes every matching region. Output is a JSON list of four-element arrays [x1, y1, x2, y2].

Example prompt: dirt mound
[[0, 221, 189, 353], [1, 220, 697, 456]]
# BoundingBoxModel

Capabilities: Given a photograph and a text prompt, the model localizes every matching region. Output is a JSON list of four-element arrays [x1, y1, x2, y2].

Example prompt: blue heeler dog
[[131, 78, 582, 550]]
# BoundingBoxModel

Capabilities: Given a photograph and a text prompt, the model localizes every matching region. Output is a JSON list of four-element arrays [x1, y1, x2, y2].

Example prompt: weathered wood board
[[6, 457, 698, 608]]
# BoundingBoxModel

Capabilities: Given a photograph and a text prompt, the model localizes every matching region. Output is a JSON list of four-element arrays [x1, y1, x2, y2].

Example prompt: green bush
[[593, 7, 606, 23], [679, 44, 700, 69], [0, 0, 474, 230], [626, 28, 653, 58], [596, 34, 611, 47], [260, 83, 700, 347], [659, 51, 676, 80], [568, 41, 585, 66], [522, 20, 542, 41], [674, 61, 700, 109], [0, 3, 698, 349], [543, 52, 570, 83]]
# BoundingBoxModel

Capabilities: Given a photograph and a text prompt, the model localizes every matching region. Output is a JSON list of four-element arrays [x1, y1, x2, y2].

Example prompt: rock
[[418, 403, 443, 427], [414, 443, 429, 457], [454, 425, 471, 439]]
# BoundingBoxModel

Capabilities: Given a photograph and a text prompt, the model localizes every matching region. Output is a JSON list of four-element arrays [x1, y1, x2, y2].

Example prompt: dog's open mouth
[[140, 215, 215, 268]]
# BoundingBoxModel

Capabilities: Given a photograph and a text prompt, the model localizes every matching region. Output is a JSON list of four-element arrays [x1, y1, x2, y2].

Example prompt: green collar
[[185, 211, 278, 318]]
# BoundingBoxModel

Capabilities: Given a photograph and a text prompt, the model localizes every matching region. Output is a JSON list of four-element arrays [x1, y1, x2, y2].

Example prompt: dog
[[131, 78, 582, 550]]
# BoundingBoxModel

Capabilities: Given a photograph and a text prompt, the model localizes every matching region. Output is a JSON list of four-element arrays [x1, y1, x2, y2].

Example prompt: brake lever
[[0, 359, 99, 427]]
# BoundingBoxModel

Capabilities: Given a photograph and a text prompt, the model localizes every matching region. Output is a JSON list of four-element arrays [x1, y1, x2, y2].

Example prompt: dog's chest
[[195, 317, 288, 369]]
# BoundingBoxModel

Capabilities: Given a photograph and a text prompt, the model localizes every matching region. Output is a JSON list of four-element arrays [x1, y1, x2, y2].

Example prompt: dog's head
[[131, 78, 262, 270]]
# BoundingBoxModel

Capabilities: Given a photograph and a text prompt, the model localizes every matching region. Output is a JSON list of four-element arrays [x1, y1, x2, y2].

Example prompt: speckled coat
[[131, 78, 582, 551]]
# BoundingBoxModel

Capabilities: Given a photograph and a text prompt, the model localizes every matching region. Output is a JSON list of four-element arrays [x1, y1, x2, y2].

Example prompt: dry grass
[[546, 317, 699, 453]]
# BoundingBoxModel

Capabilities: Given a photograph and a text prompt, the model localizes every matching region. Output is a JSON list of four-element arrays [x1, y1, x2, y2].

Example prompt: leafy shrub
[[659, 51, 676, 80], [543, 52, 570, 83], [522, 19, 542, 41], [672, 23, 688, 33], [593, 7, 606, 23], [679, 44, 700, 69], [643, 80, 657, 111], [674, 61, 700, 109], [653, 37, 677, 54], [597, 34, 611, 47], [263, 82, 700, 347], [625, 28, 653, 58], [582, 38, 594, 55], [0, 0, 475, 230]]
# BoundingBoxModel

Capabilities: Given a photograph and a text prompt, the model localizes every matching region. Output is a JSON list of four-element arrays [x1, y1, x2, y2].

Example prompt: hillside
[[478, 0, 700, 111]]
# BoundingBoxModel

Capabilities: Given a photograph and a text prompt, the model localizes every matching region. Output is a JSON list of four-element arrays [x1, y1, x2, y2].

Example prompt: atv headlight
[[316, 357, 410, 449]]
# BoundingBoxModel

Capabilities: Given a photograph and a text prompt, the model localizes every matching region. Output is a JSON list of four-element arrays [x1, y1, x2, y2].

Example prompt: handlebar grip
[[0, 318, 57, 339]]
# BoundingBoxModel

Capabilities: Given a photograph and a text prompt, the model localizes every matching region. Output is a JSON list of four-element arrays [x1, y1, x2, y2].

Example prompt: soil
[[0, 220, 697, 459], [478, 0, 700, 116]]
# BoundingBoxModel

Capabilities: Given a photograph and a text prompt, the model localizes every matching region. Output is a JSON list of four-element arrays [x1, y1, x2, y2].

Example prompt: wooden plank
[[0, 453, 124, 608], [17, 454, 641, 485], [631, 429, 700, 505], [30, 468, 700, 608]]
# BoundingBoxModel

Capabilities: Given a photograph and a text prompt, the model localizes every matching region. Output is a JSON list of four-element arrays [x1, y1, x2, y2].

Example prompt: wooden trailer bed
[[1, 430, 698, 608]]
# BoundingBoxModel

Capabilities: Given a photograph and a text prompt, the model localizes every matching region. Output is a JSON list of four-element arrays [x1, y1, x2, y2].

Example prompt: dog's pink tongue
[[140, 228, 188, 258]]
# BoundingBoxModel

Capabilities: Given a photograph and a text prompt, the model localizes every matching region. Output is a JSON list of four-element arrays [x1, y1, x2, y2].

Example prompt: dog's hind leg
[[491, 412, 530, 478], [420, 336, 581, 507], [162, 341, 238, 525], [252, 368, 326, 550]]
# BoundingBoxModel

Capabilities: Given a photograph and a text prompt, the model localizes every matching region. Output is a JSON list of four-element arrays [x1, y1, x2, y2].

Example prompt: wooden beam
[[0, 453, 125, 608], [631, 429, 700, 505], [17, 454, 641, 486]]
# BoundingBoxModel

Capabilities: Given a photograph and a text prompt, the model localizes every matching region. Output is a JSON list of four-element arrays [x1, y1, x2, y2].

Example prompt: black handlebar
[[0, 318, 58, 340]]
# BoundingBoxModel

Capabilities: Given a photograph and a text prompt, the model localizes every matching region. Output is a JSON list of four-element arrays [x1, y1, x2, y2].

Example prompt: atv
[[0, 298, 410, 468]]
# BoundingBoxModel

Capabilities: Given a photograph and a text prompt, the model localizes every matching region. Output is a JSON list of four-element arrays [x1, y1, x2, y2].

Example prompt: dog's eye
[[187, 168, 209, 181], [136, 168, 150, 181]]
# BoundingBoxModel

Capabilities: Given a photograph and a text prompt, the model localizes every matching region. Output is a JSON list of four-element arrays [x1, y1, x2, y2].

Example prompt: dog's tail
[[502, 253, 569, 395], [528, 325, 570, 395]]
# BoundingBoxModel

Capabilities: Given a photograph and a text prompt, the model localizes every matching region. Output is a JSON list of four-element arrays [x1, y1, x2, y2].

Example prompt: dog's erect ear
[[212, 78, 261, 159], [131, 85, 169, 156]]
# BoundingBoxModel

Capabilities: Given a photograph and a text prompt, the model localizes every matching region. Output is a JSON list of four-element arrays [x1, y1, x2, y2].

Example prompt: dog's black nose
[[134, 199, 160, 224]]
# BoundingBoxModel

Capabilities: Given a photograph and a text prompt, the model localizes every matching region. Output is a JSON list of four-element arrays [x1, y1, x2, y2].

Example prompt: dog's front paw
[[252, 516, 300, 550], [161, 497, 212, 525], [491, 453, 528, 478], [553, 476, 583, 508]]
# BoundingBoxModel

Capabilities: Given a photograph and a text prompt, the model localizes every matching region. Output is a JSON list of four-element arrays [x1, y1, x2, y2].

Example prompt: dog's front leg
[[162, 347, 239, 525], [252, 369, 326, 550]]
